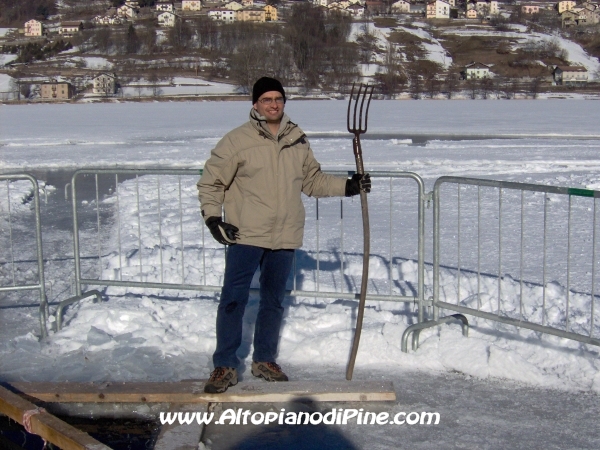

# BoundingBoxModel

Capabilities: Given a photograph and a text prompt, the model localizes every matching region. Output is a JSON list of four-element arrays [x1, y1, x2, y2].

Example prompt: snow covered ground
[[120, 77, 240, 99], [441, 26, 600, 78], [350, 20, 600, 79], [0, 73, 13, 91], [396, 25, 452, 69], [0, 53, 17, 67], [1, 100, 600, 448]]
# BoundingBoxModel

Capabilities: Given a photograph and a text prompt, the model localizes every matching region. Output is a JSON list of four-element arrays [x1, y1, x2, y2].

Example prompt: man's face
[[253, 90, 285, 123]]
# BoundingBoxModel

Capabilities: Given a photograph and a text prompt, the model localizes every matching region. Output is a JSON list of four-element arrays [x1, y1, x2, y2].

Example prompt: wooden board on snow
[[11, 380, 396, 404], [0, 384, 111, 450]]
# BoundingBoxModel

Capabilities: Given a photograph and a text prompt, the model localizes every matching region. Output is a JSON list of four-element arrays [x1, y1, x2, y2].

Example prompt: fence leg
[[55, 290, 103, 331], [401, 314, 469, 353]]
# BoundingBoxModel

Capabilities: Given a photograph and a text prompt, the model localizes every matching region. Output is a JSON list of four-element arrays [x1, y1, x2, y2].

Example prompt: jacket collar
[[249, 108, 301, 142]]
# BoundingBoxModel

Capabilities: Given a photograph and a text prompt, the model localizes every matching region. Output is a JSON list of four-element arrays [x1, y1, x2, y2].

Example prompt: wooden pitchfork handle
[[346, 84, 373, 381]]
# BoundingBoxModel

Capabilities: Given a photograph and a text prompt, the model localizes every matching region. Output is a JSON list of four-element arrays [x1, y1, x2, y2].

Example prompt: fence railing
[[66, 169, 427, 324], [403, 176, 600, 351], [6, 169, 600, 354], [0, 174, 48, 337]]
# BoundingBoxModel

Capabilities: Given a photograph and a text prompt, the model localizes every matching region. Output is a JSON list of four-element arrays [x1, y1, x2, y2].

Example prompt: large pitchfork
[[346, 83, 374, 381]]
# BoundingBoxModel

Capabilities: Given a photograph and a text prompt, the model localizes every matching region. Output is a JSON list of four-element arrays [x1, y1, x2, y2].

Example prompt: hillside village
[[0, 0, 599, 101]]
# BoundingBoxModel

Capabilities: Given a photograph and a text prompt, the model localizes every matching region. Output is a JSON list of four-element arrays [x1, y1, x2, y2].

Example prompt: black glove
[[205, 216, 239, 245], [345, 173, 371, 197]]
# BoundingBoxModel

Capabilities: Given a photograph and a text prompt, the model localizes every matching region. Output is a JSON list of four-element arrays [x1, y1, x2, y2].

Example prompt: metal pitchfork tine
[[346, 83, 374, 381]]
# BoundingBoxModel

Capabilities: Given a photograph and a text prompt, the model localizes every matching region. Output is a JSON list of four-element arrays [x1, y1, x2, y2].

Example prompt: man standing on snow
[[197, 77, 371, 394]]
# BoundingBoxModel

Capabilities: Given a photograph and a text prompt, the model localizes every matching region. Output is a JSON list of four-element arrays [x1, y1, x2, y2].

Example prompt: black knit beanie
[[252, 77, 286, 104]]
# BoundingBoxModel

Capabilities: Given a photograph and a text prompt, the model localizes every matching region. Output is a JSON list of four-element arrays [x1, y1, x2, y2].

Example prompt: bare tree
[[355, 18, 377, 64], [20, 83, 32, 99], [444, 73, 459, 99], [479, 77, 493, 99], [196, 16, 220, 51], [374, 42, 405, 97], [284, 4, 352, 89], [206, 50, 227, 80], [125, 24, 140, 55], [409, 73, 422, 99], [139, 25, 157, 55], [527, 77, 542, 99], [93, 27, 112, 54], [466, 77, 478, 99], [507, 77, 520, 99], [425, 74, 440, 99], [168, 18, 192, 52], [492, 76, 506, 99], [266, 37, 295, 87], [134, 79, 144, 99], [229, 39, 270, 94], [148, 72, 162, 97], [285, 3, 328, 88]]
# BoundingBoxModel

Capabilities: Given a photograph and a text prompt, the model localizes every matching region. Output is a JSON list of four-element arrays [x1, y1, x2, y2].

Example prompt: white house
[[223, 1, 243, 10], [328, 2, 351, 14], [466, 8, 478, 18], [521, 5, 540, 14], [476, 0, 498, 15], [24, 19, 43, 37], [347, 3, 365, 16], [426, 0, 450, 18], [391, 0, 411, 13], [553, 65, 588, 85], [556, 0, 576, 13], [93, 15, 125, 25], [208, 8, 237, 22], [93, 73, 117, 95], [155, 2, 174, 12], [463, 62, 492, 79], [578, 3, 600, 25], [410, 3, 426, 14], [158, 11, 178, 26], [117, 4, 138, 18], [59, 21, 83, 36], [182, 0, 202, 10]]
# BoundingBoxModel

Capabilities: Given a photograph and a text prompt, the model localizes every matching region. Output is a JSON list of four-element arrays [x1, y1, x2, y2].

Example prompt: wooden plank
[[0, 384, 111, 450], [11, 380, 396, 404], [153, 403, 207, 450]]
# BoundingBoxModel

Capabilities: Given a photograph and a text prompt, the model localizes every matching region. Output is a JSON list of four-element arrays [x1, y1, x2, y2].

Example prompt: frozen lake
[[1, 100, 600, 449]]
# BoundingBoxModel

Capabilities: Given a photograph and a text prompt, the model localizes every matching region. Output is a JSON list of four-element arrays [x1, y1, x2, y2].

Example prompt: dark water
[[0, 414, 159, 449]]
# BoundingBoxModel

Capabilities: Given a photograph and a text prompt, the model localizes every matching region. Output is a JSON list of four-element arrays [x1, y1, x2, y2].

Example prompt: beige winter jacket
[[197, 108, 347, 250]]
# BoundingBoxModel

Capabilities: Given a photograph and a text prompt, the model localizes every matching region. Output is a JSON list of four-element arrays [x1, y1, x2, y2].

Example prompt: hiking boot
[[204, 367, 238, 394], [251, 361, 289, 382]]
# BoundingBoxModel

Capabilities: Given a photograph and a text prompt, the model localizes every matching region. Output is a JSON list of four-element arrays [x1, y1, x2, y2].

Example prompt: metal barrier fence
[[7, 168, 599, 354], [66, 169, 427, 326], [403, 176, 600, 351], [0, 174, 48, 337]]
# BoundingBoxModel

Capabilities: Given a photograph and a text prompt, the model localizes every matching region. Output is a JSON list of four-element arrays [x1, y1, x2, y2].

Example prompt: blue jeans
[[213, 244, 294, 369]]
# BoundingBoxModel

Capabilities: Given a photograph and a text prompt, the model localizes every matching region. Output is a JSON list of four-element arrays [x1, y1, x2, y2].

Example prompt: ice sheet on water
[[87, 325, 114, 347]]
